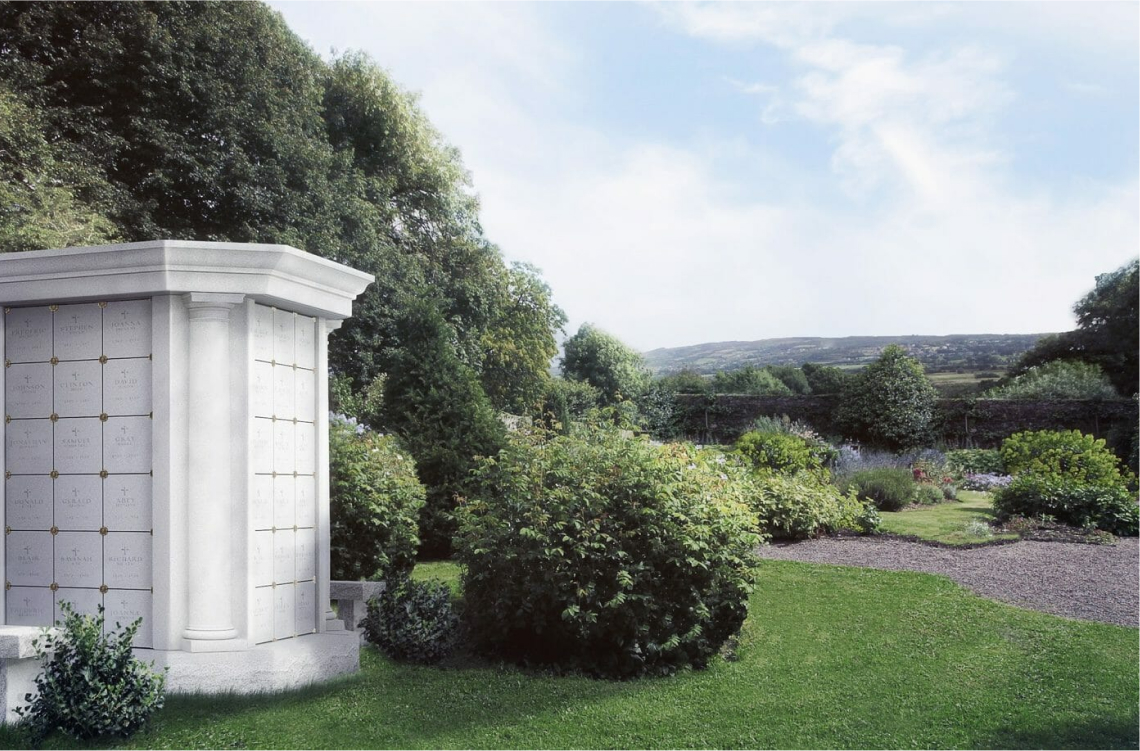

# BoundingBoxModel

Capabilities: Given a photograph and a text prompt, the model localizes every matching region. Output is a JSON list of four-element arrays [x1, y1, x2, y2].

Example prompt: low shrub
[[940, 482, 959, 501], [1000, 430, 1132, 489], [746, 415, 839, 468], [329, 417, 425, 581], [946, 449, 1004, 475], [993, 475, 1138, 536], [960, 473, 1013, 492], [747, 472, 874, 539], [915, 484, 944, 506], [735, 431, 820, 475], [360, 575, 459, 664], [457, 426, 760, 678], [16, 603, 165, 744], [843, 468, 916, 512]]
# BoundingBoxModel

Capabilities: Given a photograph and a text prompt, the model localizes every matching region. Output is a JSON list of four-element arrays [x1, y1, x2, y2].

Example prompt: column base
[[181, 636, 248, 653]]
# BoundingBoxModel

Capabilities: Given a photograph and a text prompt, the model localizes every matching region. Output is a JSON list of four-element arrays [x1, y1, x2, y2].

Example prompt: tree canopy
[[836, 344, 937, 451], [561, 323, 651, 405]]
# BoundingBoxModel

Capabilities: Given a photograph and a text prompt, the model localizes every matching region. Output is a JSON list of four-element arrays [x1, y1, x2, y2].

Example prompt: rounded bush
[[747, 472, 873, 539], [993, 475, 1138, 536], [329, 417, 425, 581], [915, 484, 943, 506], [456, 426, 760, 678], [735, 431, 820, 475], [16, 603, 165, 743], [360, 576, 459, 664], [1000, 430, 1132, 488], [843, 468, 917, 511], [946, 449, 1004, 475]]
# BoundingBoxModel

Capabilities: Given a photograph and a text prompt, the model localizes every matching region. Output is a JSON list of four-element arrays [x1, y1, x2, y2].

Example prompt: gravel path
[[757, 536, 1139, 627]]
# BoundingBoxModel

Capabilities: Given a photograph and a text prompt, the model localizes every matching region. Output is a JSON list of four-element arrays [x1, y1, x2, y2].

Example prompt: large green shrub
[[836, 345, 937, 450], [993, 476, 1138, 536], [560, 323, 651, 405], [16, 603, 165, 744], [456, 427, 760, 678], [747, 472, 874, 539], [1000, 430, 1132, 488], [946, 449, 1004, 475], [734, 431, 820, 475], [712, 366, 792, 396], [985, 360, 1119, 400], [360, 576, 459, 664], [329, 417, 425, 581], [843, 468, 917, 511]]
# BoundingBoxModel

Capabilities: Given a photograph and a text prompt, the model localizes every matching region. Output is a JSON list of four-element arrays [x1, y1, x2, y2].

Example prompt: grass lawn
[[5, 559, 1136, 750], [878, 490, 1019, 545]]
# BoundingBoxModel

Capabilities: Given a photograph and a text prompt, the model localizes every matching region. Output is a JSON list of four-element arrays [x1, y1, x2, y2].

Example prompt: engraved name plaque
[[251, 474, 273, 530], [295, 422, 316, 475], [295, 475, 316, 528], [103, 475, 153, 531], [6, 475, 53, 529], [6, 530, 52, 585], [56, 587, 102, 621], [273, 475, 294, 530], [294, 368, 315, 422], [54, 531, 103, 588], [273, 421, 295, 474], [274, 582, 295, 640], [272, 365, 294, 420], [106, 590, 153, 647], [54, 417, 102, 474], [273, 309, 295, 366], [54, 360, 102, 417], [273, 530, 295, 584], [252, 304, 274, 362], [294, 315, 316, 370], [6, 363, 53, 418], [295, 528, 316, 582], [252, 530, 274, 587], [7, 587, 52, 627], [7, 419, 52, 474], [252, 361, 274, 418], [54, 304, 102, 361], [102, 300, 151, 359], [6, 307, 52, 363], [104, 416, 151, 474], [295, 580, 316, 634], [103, 358, 151, 416], [252, 587, 274, 644], [104, 532, 153, 590], [55, 475, 103, 530], [251, 418, 273, 474]]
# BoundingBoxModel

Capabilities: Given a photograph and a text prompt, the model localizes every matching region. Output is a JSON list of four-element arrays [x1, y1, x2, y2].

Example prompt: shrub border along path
[[757, 536, 1139, 627]]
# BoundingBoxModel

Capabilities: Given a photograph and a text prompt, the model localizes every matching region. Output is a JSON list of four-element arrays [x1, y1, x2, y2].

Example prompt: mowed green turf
[[879, 490, 1019, 545], [4, 560, 1136, 750]]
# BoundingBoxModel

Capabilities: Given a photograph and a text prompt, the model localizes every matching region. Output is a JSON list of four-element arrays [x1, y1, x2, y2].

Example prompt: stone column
[[182, 292, 244, 648]]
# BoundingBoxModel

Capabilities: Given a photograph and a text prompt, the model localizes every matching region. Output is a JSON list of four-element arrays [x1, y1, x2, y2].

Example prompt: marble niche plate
[[104, 416, 151, 474], [295, 422, 316, 475], [54, 531, 103, 588], [273, 474, 294, 530], [273, 420, 295, 474], [295, 528, 316, 582], [103, 474, 152, 531], [103, 358, 151, 416], [273, 529, 295, 584], [54, 418, 102, 474], [252, 586, 274, 644], [55, 587, 102, 621], [295, 580, 317, 635], [54, 360, 102, 418], [272, 365, 294, 420], [274, 582, 295, 640], [251, 418, 274, 474], [273, 309, 295, 366], [252, 530, 274, 587], [251, 474, 273, 530], [295, 475, 316, 529], [251, 360, 274, 419], [105, 590, 152, 647], [5, 307, 53, 363], [54, 475, 103, 530], [294, 368, 315, 422], [6, 587, 53, 627], [53, 303, 102, 361], [6, 419, 53, 474], [252, 304, 274, 362], [6, 363, 53, 418], [294, 315, 316, 370], [5, 475, 53, 530], [6, 530, 52, 585], [104, 532, 152, 590], [102, 300, 151, 359]]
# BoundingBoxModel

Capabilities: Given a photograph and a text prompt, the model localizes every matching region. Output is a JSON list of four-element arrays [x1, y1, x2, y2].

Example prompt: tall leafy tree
[[561, 323, 650, 405], [836, 345, 937, 450]]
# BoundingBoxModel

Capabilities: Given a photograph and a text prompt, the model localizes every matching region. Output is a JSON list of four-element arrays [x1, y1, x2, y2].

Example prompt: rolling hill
[[643, 334, 1051, 375]]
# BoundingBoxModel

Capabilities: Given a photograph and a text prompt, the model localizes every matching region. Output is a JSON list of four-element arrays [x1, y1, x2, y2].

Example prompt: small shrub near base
[[361, 576, 459, 664], [843, 468, 916, 511], [16, 602, 165, 744]]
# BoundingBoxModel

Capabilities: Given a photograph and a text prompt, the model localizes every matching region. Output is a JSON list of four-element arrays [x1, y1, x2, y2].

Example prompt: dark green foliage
[[635, 380, 682, 440], [1013, 259, 1138, 397], [329, 417, 424, 581], [734, 431, 820, 475], [560, 324, 650, 405], [946, 449, 1004, 475], [746, 472, 874, 539], [712, 366, 793, 396], [656, 369, 711, 394], [986, 360, 1119, 400], [843, 468, 917, 511], [457, 426, 760, 678], [801, 363, 855, 395], [836, 345, 937, 450], [764, 365, 812, 394], [915, 484, 944, 506], [1000, 430, 1132, 488], [381, 298, 507, 558], [15, 603, 165, 744], [360, 576, 459, 664], [538, 377, 601, 431], [993, 476, 1138, 536]]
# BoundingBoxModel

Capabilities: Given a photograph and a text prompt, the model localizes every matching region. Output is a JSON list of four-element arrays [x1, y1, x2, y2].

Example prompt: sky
[[268, 1, 1139, 352]]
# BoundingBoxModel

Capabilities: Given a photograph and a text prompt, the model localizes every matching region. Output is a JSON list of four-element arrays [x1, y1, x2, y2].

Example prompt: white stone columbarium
[[0, 240, 373, 704]]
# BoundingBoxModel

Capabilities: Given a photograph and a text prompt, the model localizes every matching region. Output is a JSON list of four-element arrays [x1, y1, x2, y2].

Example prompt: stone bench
[[329, 581, 386, 633], [0, 625, 55, 724]]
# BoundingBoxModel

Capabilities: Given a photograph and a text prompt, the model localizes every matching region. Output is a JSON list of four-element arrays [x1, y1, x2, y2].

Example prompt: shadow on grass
[[978, 715, 1140, 750]]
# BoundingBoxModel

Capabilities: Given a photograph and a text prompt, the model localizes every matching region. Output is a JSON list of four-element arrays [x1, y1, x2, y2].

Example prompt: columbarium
[[0, 240, 373, 699]]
